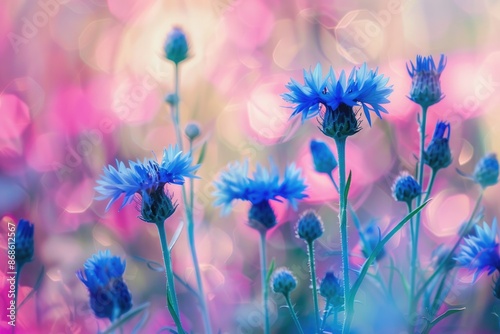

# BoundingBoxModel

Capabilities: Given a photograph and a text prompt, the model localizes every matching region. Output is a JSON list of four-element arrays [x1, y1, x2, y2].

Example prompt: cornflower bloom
[[456, 220, 500, 281], [77, 250, 132, 321], [406, 54, 446, 108], [424, 121, 452, 172]]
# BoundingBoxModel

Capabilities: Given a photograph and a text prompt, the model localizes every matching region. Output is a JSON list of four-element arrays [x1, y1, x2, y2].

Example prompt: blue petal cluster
[[213, 161, 308, 214], [77, 250, 132, 321], [15, 219, 34, 266], [406, 55, 446, 107], [456, 221, 500, 281], [283, 63, 393, 125], [96, 146, 199, 211], [271, 267, 297, 295]]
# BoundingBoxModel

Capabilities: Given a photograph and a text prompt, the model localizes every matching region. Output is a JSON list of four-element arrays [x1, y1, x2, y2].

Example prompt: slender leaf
[[18, 266, 45, 310], [423, 307, 466, 334], [266, 258, 276, 285], [196, 141, 208, 165], [169, 221, 184, 251], [100, 302, 150, 334], [348, 200, 430, 310]]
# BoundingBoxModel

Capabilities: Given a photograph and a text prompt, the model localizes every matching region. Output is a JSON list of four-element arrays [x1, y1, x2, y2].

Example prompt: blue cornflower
[[424, 120, 452, 171], [15, 219, 34, 266], [319, 272, 343, 307], [296, 210, 324, 243], [283, 63, 393, 129], [271, 267, 297, 296], [213, 161, 307, 231], [164, 27, 189, 64], [310, 139, 337, 174], [77, 250, 132, 321], [473, 153, 499, 189], [391, 172, 421, 204], [456, 220, 500, 281], [406, 54, 446, 107], [96, 145, 199, 212], [360, 222, 385, 261]]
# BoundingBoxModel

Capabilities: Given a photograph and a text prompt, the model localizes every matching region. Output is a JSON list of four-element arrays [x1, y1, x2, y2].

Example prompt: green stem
[[307, 241, 320, 332], [423, 169, 437, 204], [285, 294, 305, 334], [169, 65, 212, 333], [430, 271, 449, 317], [416, 192, 483, 301], [155, 221, 184, 333], [335, 138, 351, 334], [409, 105, 428, 332], [328, 172, 389, 297], [259, 231, 270, 334], [14, 263, 23, 311], [408, 201, 417, 324], [320, 301, 331, 332]]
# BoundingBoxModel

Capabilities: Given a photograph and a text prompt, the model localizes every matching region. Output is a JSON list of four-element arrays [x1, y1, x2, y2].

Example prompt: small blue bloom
[[456, 220, 500, 281], [164, 27, 189, 64], [319, 272, 343, 307], [296, 210, 324, 243], [310, 139, 337, 174], [424, 120, 452, 171], [15, 219, 34, 266], [391, 172, 421, 204], [271, 267, 297, 296], [213, 161, 308, 215], [184, 122, 201, 140], [360, 222, 385, 261], [77, 250, 132, 321], [406, 54, 446, 107], [283, 63, 393, 126], [96, 146, 199, 211], [473, 153, 499, 188]]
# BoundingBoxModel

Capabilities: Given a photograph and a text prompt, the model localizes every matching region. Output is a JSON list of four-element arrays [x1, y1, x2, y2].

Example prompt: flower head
[[185, 122, 201, 140], [424, 121, 452, 171], [77, 250, 132, 321], [473, 153, 499, 189], [360, 222, 385, 261], [15, 219, 34, 266], [406, 54, 446, 107], [271, 267, 297, 296], [310, 139, 337, 174], [319, 272, 343, 307], [164, 27, 189, 64], [96, 146, 199, 211], [391, 172, 421, 204], [213, 161, 308, 215], [138, 187, 178, 223], [456, 220, 500, 281], [296, 210, 324, 243], [283, 63, 393, 127]]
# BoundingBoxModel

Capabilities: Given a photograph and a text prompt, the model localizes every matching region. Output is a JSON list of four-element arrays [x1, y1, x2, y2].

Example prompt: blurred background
[[2, 0, 500, 332]]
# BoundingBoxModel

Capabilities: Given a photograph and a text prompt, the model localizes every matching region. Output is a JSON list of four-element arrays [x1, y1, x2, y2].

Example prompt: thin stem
[[320, 301, 331, 332], [259, 231, 270, 334], [335, 138, 351, 334], [409, 105, 428, 332], [423, 169, 437, 204], [408, 201, 417, 326], [285, 294, 305, 334], [169, 65, 212, 333], [328, 172, 389, 297], [14, 263, 23, 311], [430, 271, 449, 317], [307, 241, 320, 332], [416, 192, 483, 300], [155, 221, 184, 333]]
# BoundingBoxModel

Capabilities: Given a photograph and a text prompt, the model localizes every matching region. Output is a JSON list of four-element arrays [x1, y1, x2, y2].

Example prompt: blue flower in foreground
[[424, 120, 452, 171], [96, 146, 199, 211], [77, 250, 132, 321], [407, 54, 446, 107], [213, 161, 307, 231], [456, 220, 500, 281], [283, 63, 393, 126], [15, 219, 34, 266]]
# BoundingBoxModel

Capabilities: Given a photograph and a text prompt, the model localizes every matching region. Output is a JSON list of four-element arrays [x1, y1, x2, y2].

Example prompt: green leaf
[[266, 258, 276, 285], [196, 141, 208, 165], [423, 307, 466, 334], [167, 291, 185, 334], [100, 302, 150, 334], [347, 199, 430, 312], [169, 221, 184, 251], [18, 266, 45, 310]]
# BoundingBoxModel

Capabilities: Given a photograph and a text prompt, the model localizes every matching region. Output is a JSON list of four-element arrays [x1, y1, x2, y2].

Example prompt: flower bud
[[271, 267, 297, 296], [164, 27, 189, 64], [473, 153, 499, 189], [391, 172, 421, 204], [310, 139, 337, 174], [185, 122, 201, 140], [296, 210, 324, 243]]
